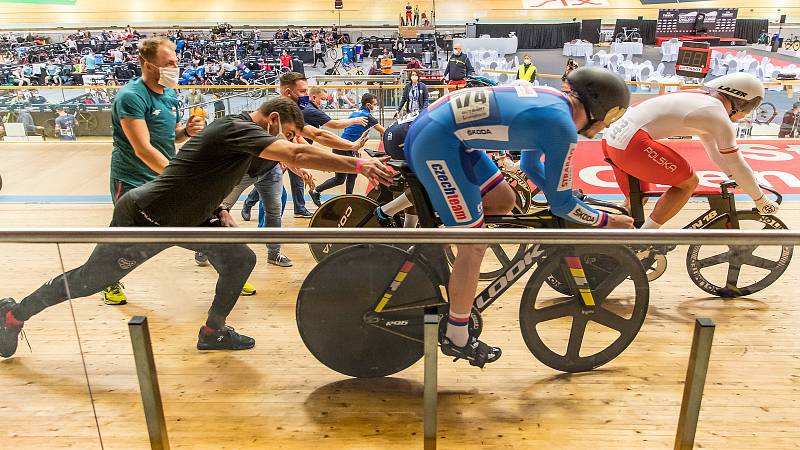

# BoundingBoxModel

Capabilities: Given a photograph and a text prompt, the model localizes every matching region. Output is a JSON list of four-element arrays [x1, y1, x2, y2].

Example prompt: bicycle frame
[[627, 176, 782, 230], [365, 172, 598, 340]]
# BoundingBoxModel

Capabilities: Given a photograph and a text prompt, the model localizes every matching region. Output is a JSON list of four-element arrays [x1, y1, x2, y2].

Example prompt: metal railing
[[1, 227, 800, 245]]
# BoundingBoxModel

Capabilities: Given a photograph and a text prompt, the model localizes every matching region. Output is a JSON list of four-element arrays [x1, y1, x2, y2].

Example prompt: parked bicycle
[[615, 27, 641, 43]]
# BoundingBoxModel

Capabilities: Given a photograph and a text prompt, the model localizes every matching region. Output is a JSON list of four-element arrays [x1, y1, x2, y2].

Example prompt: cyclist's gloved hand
[[755, 195, 779, 215]]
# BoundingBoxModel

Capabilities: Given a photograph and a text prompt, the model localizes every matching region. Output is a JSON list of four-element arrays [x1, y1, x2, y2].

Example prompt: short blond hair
[[309, 86, 327, 96], [137, 37, 175, 62]]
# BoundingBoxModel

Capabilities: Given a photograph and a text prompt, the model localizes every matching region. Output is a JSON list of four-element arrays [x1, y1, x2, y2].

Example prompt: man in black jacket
[[779, 102, 800, 138], [443, 43, 474, 91]]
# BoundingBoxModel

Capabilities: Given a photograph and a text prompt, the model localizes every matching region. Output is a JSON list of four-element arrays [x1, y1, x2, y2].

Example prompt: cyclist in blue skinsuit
[[179, 64, 200, 85], [237, 61, 255, 84], [404, 67, 635, 367]]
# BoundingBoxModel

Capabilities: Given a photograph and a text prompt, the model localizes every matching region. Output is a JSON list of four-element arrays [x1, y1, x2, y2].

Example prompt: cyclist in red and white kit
[[602, 73, 779, 229]]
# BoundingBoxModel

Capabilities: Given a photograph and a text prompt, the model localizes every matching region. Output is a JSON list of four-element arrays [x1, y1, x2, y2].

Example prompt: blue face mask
[[298, 95, 310, 107]]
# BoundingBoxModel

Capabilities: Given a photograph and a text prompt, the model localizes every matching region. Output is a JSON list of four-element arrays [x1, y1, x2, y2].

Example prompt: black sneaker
[[440, 335, 502, 368], [241, 207, 252, 222], [308, 189, 322, 207], [195, 252, 210, 267], [375, 207, 396, 228], [0, 298, 24, 358], [294, 210, 314, 219], [197, 325, 255, 351]]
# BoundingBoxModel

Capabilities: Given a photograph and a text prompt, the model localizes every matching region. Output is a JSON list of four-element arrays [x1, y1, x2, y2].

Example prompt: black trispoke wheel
[[591, 306, 633, 333], [686, 212, 793, 297], [529, 300, 576, 323], [695, 251, 732, 269], [519, 245, 649, 373]]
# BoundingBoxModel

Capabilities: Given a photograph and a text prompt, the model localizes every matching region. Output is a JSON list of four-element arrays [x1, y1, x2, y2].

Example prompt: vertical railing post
[[129, 316, 170, 450], [675, 318, 715, 450], [423, 306, 439, 450]]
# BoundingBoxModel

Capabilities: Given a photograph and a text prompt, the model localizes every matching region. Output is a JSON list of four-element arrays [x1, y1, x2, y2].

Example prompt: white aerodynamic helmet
[[705, 73, 765, 115]]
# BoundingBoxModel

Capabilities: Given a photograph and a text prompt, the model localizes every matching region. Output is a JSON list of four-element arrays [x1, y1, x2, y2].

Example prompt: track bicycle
[[297, 160, 650, 377], [783, 35, 800, 52], [625, 175, 792, 297]]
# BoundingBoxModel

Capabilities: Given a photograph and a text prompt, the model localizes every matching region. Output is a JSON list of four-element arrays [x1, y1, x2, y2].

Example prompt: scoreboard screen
[[676, 42, 711, 78]]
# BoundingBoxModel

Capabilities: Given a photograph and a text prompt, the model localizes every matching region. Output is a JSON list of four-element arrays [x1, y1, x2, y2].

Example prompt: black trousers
[[315, 149, 357, 195], [11, 194, 256, 329], [313, 52, 326, 67]]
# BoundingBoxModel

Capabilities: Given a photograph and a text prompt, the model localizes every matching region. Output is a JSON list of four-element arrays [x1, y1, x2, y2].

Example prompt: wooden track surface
[[0, 143, 799, 449]]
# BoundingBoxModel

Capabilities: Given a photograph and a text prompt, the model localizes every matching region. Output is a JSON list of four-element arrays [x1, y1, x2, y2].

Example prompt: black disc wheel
[[444, 223, 527, 281], [297, 244, 442, 377], [308, 195, 381, 263], [686, 212, 792, 298], [519, 245, 649, 373]]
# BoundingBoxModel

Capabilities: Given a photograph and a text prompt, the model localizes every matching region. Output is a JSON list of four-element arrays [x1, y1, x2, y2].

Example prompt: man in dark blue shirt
[[309, 93, 385, 203], [278, 74, 371, 218]]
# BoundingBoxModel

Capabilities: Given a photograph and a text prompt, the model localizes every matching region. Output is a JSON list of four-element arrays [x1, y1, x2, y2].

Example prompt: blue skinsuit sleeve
[[518, 111, 608, 227]]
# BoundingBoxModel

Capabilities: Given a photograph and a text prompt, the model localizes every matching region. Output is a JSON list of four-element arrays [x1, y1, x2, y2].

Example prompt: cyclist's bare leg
[[447, 182, 515, 346], [647, 173, 699, 228]]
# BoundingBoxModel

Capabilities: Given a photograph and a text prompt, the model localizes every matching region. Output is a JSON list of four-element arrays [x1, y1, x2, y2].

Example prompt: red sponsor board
[[566, 140, 800, 195]]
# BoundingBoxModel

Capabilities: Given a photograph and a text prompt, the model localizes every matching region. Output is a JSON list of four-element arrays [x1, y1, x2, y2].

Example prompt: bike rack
[[128, 316, 170, 450], [675, 318, 715, 450], [423, 306, 439, 449]]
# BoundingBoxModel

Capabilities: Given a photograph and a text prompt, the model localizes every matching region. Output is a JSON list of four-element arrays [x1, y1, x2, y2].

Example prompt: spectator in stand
[[406, 56, 422, 70], [516, 54, 537, 83], [45, 60, 62, 86], [10, 66, 30, 86], [22, 64, 35, 85], [443, 43, 473, 91], [54, 106, 77, 141], [83, 49, 97, 74], [405, 2, 413, 26], [312, 39, 326, 68], [280, 50, 293, 71], [65, 36, 77, 53], [779, 102, 800, 138], [112, 47, 124, 65], [396, 69, 428, 117]]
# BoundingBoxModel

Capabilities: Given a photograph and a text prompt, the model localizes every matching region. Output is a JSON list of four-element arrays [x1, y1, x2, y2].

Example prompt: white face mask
[[152, 63, 179, 89], [270, 116, 287, 141], [319, 100, 328, 109]]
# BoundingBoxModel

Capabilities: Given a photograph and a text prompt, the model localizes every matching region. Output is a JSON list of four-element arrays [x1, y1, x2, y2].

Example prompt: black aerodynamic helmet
[[566, 66, 631, 134]]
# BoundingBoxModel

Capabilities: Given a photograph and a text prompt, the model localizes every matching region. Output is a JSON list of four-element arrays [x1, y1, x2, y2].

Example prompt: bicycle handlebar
[[720, 180, 784, 205]]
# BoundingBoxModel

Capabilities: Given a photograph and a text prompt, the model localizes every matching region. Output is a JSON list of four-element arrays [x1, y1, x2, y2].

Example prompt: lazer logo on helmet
[[427, 160, 472, 223], [715, 85, 747, 98]]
